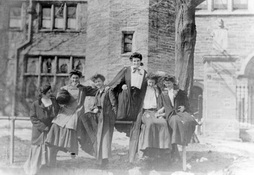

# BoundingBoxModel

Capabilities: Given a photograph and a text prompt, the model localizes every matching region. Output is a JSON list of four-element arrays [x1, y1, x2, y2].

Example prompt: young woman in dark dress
[[24, 85, 59, 175], [108, 52, 147, 162]]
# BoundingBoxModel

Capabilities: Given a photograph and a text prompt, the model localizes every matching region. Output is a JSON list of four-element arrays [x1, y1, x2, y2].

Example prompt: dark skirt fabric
[[117, 87, 143, 121], [96, 109, 115, 163], [46, 123, 78, 154], [139, 110, 171, 155], [77, 112, 98, 157], [168, 112, 198, 146]]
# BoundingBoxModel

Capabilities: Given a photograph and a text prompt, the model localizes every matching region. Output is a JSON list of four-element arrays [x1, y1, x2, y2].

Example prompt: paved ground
[[0, 120, 253, 175]]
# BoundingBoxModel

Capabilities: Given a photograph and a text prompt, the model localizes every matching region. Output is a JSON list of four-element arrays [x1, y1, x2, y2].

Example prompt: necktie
[[133, 67, 142, 75]]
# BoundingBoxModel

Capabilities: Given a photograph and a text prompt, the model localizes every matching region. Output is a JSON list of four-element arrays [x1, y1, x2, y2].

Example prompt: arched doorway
[[237, 51, 254, 129]]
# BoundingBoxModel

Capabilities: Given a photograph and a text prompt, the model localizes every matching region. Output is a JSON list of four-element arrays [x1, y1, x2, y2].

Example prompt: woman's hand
[[122, 84, 128, 90], [92, 108, 99, 113], [177, 106, 185, 113]]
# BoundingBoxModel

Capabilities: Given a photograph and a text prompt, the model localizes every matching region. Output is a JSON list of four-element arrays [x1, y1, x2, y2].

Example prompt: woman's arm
[[30, 103, 48, 132], [107, 67, 127, 90]]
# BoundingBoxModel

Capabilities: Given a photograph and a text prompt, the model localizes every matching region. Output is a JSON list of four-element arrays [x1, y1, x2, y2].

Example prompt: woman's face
[[94, 78, 104, 89], [70, 74, 80, 85], [163, 80, 174, 90], [131, 57, 141, 68], [42, 89, 52, 98], [147, 79, 156, 87]]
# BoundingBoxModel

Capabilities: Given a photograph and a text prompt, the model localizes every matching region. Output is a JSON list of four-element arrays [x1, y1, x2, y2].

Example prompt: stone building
[[0, 0, 175, 116], [194, 0, 254, 140]]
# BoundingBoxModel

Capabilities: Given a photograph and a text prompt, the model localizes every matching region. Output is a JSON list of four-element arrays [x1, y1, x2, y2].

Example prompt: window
[[196, 0, 208, 10], [9, 6, 22, 29], [67, 5, 77, 29], [195, 0, 253, 14], [24, 55, 85, 99], [122, 32, 134, 54], [213, 0, 228, 10], [233, 0, 248, 9], [40, 3, 77, 31], [42, 5, 51, 29]]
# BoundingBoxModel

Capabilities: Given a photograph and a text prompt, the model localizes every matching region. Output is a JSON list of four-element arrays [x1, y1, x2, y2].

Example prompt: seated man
[[138, 73, 172, 159], [158, 75, 199, 161]]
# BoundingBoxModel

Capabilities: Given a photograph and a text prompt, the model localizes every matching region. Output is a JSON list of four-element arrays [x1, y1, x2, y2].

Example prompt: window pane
[[26, 57, 38, 73], [67, 6, 76, 18], [214, 0, 228, 10], [67, 19, 76, 29], [233, 0, 248, 9], [9, 7, 21, 28], [122, 33, 133, 53], [55, 6, 64, 18], [67, 6, 77, 29], [57, 58, 69, 73], [196, 0, 208, 10], [42, 57, 54, 73], [73, 58, 85, 72], [55, 5, 64, 29], [42, 6, 51, 29], [42, 7, 51, 18]]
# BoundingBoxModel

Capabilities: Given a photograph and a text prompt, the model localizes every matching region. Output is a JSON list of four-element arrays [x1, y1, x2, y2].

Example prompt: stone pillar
[[203, 55, 239, 140]]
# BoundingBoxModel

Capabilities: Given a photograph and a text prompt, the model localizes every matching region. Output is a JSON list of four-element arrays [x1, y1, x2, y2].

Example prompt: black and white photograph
[[0, 0, 254, 174]]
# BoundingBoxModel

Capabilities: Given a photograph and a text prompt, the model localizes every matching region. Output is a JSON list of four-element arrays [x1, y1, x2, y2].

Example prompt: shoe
[[70, 153, 76, 159]]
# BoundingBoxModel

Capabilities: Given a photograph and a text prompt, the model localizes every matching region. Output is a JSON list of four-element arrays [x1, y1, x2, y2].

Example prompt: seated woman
[[24, 85, 59, 175], [158, 75, 198, 160], [138, 73, 171, 159]]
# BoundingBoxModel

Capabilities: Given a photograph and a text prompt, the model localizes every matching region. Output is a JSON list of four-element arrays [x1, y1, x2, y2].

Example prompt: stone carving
[[211, 19, 228, 53]]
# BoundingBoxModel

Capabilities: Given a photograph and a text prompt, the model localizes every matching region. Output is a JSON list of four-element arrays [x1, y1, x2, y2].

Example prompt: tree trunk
[[175, 0, 204, 96]]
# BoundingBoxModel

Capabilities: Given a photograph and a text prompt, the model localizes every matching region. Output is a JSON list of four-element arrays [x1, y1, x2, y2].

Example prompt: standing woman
[[108, 52, 147, 162], [90, 74, 117, 168], [46, 70, 97, 157], [24, 85, 59, 175]]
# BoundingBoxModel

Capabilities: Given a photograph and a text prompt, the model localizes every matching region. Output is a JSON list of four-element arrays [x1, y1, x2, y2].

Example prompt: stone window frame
[[121, 31, 135, 54], [196, 0, 254, 15], [38, 2, 80, 32], [8, 2, 25, 31], [23, 55, 85, 98]]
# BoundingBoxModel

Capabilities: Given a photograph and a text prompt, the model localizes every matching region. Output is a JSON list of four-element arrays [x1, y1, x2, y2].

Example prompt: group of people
[[24, 52, 199, 175]]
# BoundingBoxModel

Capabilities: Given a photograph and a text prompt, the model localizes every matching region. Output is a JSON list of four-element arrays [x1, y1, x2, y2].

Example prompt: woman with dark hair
[[138, 73, 171, 160], [24, 85, 59, 175], [108, 52, 147, 162], [158, 75, 198, 161], [46, 69, 97, 157], [90, 73, 117, 168]]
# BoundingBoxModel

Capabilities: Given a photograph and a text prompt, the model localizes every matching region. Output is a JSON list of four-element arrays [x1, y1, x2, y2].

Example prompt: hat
[[56, 89, 71, 105], [129, 52, 142, 61], [146, 73, 160, 83], [39, 84, 51, 94], [69, 69, 82, 78]]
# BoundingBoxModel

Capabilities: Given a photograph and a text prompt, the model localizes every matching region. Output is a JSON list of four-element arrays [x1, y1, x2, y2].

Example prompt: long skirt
[[46, 123, 79, 154], [138, 110, 171, 157], [77, 112, 98, 157], [168, 112, 198, 146], [96, 110, 115, 164], [24, 144, 56, 175]]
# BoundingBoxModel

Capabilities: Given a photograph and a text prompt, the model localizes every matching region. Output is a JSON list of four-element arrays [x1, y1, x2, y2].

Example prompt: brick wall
[[203, 56, 239, 139], [148, 0, 175, 75]]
